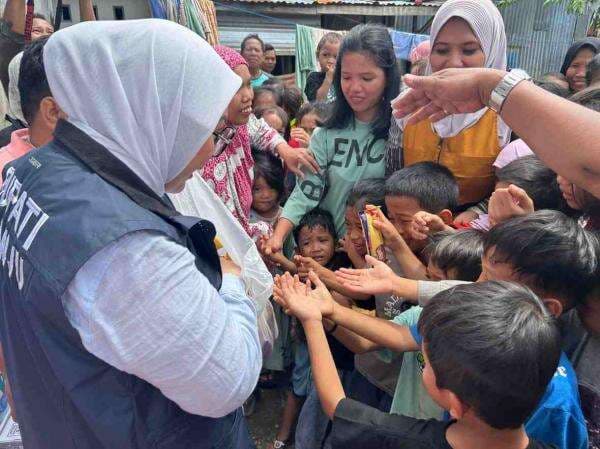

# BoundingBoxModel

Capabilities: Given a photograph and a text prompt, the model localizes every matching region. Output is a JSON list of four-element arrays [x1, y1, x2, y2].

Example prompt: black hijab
[[560, 38, 600, 75]]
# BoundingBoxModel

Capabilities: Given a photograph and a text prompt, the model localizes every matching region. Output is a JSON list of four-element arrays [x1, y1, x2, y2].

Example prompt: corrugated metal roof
[[218, 0, 443, 6]]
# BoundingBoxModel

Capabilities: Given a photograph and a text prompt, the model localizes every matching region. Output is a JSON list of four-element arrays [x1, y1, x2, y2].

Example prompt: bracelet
[[326, 323, 338, 334]]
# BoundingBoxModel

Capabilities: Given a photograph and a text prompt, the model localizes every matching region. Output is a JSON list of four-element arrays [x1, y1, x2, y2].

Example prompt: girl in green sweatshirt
[[267, 24, 401, 253]]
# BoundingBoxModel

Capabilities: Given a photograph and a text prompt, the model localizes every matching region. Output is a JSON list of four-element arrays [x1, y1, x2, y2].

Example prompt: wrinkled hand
[[290, 127, 311, 148], [220, 255, 241, 276], [489, 185, 535, 227], [410, 211, 447, 241], [366, 205, 403, 251], [273, 272, 334, 322], [278, 144, 320, 179], [392, 68, 505, 125], [335, 255, 395, 296]]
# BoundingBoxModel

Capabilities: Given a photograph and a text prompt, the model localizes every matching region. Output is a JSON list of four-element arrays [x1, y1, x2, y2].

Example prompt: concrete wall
[[60, 0, 151, 25], [0, 0, 151, 25]]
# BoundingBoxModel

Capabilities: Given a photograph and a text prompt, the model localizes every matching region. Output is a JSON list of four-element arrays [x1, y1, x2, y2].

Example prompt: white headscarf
[[44, 19, 241, 196], [426, 0, 508, 139], [8, 52, 27, 125]]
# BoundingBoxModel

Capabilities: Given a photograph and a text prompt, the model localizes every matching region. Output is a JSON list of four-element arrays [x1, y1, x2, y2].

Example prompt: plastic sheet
[[169, 173, 278, 358]]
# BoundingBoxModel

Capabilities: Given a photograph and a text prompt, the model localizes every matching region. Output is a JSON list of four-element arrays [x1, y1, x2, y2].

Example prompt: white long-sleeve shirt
[[62, 230, 261, 418]]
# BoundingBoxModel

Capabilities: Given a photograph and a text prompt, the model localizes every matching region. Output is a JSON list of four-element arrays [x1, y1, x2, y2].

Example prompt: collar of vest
[[53, 120, 179, 219]]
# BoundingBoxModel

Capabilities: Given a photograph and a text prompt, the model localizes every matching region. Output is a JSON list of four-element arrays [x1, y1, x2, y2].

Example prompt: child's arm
[[274, 272, 345, 419], [304, 320, 346, 418], [367, 206, 428, 280], [328, 322, 381, 354], [258, 236, 297, 273], [328, 300, 419, 354], [316, 66, 335, 101]]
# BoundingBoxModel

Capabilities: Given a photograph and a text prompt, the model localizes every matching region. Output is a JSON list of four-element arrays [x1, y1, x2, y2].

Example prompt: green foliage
[[497, 0, 595, 15]]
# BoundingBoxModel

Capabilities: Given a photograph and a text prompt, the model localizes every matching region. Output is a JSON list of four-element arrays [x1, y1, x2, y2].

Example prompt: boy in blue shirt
[[275, 278, 563, 449], [333, 210, 597, 449]]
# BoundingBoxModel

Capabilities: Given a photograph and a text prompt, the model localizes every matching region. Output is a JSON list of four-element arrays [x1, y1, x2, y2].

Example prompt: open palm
[[274, 273, 325, 322], [335, 255, 395, 296]]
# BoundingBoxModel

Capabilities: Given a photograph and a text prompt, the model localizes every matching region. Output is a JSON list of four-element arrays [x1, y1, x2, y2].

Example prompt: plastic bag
[[169, 173, 278, 358]]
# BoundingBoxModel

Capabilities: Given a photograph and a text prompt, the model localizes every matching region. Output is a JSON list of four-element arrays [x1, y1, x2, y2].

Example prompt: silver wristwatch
[[488, 69, 531, 113]]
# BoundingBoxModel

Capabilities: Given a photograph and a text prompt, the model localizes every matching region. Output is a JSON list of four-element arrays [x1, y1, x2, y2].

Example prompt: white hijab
[[8, 52, 27, 125], [44, 19, 241, 196], [426, 0, 508, 139]]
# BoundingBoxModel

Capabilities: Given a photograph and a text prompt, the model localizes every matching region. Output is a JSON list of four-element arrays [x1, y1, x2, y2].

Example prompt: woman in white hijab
[[386, 0, 510, 208], [0, 19, 261, 449]]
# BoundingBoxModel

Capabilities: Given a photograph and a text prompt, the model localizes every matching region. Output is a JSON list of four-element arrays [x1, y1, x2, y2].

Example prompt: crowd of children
[[0, 0, 599, 448], [231, 2, 600, 449]]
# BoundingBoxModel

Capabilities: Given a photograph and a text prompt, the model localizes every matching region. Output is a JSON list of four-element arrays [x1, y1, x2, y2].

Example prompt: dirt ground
[[247, 388, 290, 449]]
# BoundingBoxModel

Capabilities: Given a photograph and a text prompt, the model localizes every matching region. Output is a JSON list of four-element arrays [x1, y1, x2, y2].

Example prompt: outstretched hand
[[273, 271, 335, 322], [392, 68, 506, 125], [335, 255, 395, 296]]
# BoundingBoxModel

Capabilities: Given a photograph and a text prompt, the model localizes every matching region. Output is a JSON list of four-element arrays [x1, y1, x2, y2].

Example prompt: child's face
[[297, 225, 335, 266], [263, 112, 285, 135], [341, 52, 386, 120], [299, 112, 320, 136], [344, 206, 368, 257], [252, 176, 279, 214], [426, 261, 448, 281], [318, 41, 340, 72], [385, 195, 426, 252], [253, 92, 277, 111], [478, 247, 518, 284]]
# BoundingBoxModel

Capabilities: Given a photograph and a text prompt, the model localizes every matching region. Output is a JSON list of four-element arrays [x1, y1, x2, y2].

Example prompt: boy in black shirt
[[274, 277, 560, 449]]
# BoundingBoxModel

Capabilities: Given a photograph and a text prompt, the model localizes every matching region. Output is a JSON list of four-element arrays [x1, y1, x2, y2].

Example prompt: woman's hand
[[392, 68, 506, 125], [220, 255, 241, 277], [277, 143, 320, 179], [489, 185, 534, 227], [335, 255, 395, 296], [290, 127, 311, 148]]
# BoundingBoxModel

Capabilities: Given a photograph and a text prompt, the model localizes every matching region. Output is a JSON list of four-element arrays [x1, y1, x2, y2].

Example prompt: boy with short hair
[[334, 210, 596, 449], [342, 163, 459, 412], [275, 278, 562, 449]]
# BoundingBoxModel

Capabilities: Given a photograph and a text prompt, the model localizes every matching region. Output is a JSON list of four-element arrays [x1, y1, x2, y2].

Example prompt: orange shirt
[[403, 109, 502, 205]]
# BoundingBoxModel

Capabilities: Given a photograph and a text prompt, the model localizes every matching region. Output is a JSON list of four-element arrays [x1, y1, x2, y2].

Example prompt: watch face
[[274, 441, 286, 449]]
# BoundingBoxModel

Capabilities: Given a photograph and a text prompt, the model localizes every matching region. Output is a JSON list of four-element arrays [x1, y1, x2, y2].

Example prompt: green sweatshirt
[[282, 120, 385, 236]]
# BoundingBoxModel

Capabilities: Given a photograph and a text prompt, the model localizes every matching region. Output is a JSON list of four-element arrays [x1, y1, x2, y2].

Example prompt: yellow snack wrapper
[[359, 205, 386, 261]]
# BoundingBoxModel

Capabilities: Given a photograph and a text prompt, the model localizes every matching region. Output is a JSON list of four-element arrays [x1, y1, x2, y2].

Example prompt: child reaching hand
[[275, 275, 561, 449], [305, 32, 343, 102]]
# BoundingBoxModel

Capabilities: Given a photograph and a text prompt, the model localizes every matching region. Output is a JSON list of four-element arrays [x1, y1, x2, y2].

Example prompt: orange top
[[402, 109, 502, 205]]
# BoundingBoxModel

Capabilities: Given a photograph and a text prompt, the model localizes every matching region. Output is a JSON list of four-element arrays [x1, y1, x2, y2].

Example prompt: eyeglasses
[[212, 126, 237, 157]]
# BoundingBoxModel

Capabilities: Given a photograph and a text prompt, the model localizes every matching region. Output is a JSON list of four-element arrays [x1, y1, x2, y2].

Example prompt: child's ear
[[542, 298, 564, 318], [443, 389, 467, 420], [438, 209, 453, 225]]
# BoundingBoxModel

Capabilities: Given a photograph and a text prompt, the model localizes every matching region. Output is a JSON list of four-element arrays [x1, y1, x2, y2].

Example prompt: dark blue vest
[[0, 122, 245, 449]]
